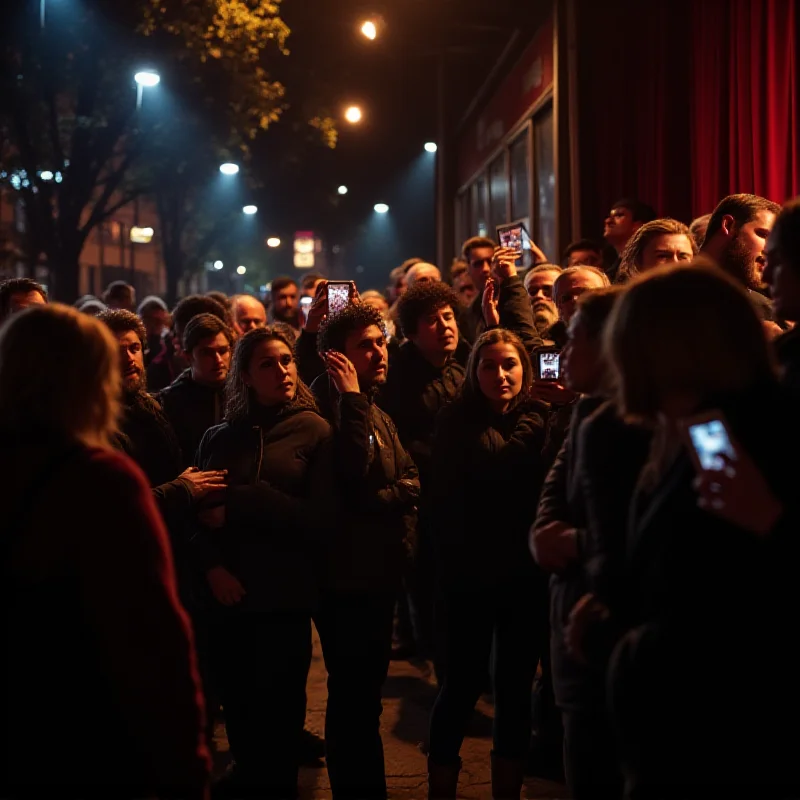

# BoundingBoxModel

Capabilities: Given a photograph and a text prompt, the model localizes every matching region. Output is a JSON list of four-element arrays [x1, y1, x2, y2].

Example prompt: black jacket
[[774, 324, 800, 398], [193, 401, 333, 612], [159, 369, 225, 469], [430, 397, 549, 588], [609, 382, 800, 790], [310, 375, 420, 591], [458, 275, 542, 352]]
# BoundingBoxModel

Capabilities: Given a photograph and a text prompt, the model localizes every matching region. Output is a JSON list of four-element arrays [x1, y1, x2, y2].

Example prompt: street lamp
[[213, 260, 224, 270], [338, 185, 349, 195], [40, 170, 54, 181], [360, 20, 378, 40], [374, 203, 389, 214], [424, 142, 438, 153], [219, 163, 240, 176], [237, 265, 247, 275], [242, 205, 258, 215], [134, 70, 160, 110], [344, 106, 363, 124], [266, 237, 281, 248]]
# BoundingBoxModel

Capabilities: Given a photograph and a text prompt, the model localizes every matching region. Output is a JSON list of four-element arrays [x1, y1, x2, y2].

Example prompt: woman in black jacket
[[590, 264, 800, 798], [426, 328, 549, 800], [194, 326, 333, 799]]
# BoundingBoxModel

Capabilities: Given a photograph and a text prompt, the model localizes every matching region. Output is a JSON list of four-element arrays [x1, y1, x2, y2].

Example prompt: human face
[[476, 342, 524, 413], [453, 272, 477, 307], [408, 304, 459, 365], [190, 332, 232, 387], [604, 207, 639, 251], [467, 246, 495, 293], [525, 270, 560, 335], [566, 249, 603, 268], [562, 312, 603, 394], [408, 264, 441, 286], [301, 278, 323, 299], [116, 330, 146, 395], [343, 324, 388, 389], [639, 233, 694, 272], [555, 271, 607, 323], [723, 210, 776, 290], [141, 308, 170, 340], [272, 284, 299, 323], [764, 228, 800, 322], [234, 295, 267, 335], [244, 338, 297, 406], [9, 290, 46, 315]]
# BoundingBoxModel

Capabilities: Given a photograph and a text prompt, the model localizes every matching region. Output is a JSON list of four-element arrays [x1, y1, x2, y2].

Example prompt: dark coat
[[458, 275, 543, 352], [310, 376, 420, 590], [430, 397, 549, 588], [0, 438, 209, 797], [194, 401, 333, 613], [774, 324, 800, 398], [609, 382, 800, 791], [159, 368, 225, 469]]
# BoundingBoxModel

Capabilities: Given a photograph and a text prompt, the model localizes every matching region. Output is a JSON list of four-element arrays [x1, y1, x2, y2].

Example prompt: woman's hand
[[694, 451, 783, 536], [492, 246, 520, 281], [304, 280, 328, 333], [324, 350, 361, 394], [482, 278, 500, 327], [531, 520, 578, 572], [565, 592, 610, 664], [178, 467, 228, 501], [206, 566, 246, 606]]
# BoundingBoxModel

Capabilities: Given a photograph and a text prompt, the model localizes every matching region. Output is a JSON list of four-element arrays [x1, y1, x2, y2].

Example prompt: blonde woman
[[0, 304, 209, 798]]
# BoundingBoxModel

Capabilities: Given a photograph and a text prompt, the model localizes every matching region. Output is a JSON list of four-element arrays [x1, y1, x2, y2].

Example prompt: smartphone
[[326, 281, 352, 318], [682, 412, 738, 472], [496, 220, 530, 252], [533, 346, 561, 382]]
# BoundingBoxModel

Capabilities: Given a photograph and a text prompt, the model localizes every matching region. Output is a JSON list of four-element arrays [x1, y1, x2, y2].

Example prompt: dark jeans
[[562, 706, 622, 799], [315, 590, 396, 800], [210, 610, 312, 799], [429, 581, 546, 765]]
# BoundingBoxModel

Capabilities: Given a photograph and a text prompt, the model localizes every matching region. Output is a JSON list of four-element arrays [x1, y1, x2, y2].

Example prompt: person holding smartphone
[[426, 329, 548, 800], [587, 263, 800, 796]]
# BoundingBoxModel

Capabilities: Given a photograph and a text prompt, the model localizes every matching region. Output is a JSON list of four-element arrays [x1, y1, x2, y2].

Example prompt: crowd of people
[[1, 190, 800, 800]]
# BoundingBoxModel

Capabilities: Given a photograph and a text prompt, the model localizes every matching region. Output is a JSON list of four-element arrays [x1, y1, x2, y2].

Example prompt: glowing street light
[[424, 142, 438, 153], [361, 20, 377, 40], [213, 260, 224, 270], [219, 163, 240, 176], [266, 237, 281, 248], [134, 69, 160, 110], [344, 106, 363, 124], [40, 170, 54, 181], [338, 185, 348, 195], [242, 205, 258, 215], [374, 203, 389, 214], [237, 265, 247, 275]]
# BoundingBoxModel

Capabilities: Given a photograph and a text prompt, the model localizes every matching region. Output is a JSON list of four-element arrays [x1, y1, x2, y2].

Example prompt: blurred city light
[[374, 203, 389, 214], [267, 237, 281, 248], [361, 20, 377, 40], [134, 70, 160, 88], [345, 106, 363, 124], [219, 163, 240, 176], [237, 265, 247, 275], [40, 170, 54, 181], [338, 185, 349, 195], [242, 205, 258, 215], [213, 260, 224, 270], [424, 142, 438, 153], [130, 226, 154, 244]]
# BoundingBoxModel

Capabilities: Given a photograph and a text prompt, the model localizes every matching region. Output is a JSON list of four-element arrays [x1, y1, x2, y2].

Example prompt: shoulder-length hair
[[225, 325, 317, 422], [603, 260, 776, 424], [0, 303, 120, 447], [461, 328, 533, 413], [618, 218, 696, 282]]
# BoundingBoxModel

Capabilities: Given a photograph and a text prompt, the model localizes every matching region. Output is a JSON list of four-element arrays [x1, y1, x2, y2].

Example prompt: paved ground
[[212, 626, 569, 799]]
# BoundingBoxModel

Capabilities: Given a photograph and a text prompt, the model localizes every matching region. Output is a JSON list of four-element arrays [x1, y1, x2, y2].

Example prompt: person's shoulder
[[81, 447, 151, 498], [289, 408, 332, 439]]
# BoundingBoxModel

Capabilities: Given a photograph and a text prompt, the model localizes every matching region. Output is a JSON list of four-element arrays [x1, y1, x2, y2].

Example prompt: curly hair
[[396, 281, 459, 338], [226, 326, 317, 422], [317, 301, 387, 355], [97, 309, 147, 348], [171, 294, 230, 339]]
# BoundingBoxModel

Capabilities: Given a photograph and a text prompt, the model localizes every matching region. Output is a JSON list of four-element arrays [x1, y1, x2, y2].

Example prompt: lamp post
[[134, 70, 160, 110]]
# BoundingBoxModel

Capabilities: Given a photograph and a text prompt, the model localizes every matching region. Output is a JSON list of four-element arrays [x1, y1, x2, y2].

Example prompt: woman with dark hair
[[426, 329, 549, 800], [588, 263, 800, 797], [193, 326, 333, 799]]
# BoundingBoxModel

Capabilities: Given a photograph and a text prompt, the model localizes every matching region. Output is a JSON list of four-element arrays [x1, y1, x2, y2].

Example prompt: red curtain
[[691, 0, 799, 215]]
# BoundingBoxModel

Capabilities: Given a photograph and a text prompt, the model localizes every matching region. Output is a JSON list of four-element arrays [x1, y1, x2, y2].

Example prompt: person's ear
[[721, 214, 737, 238]]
